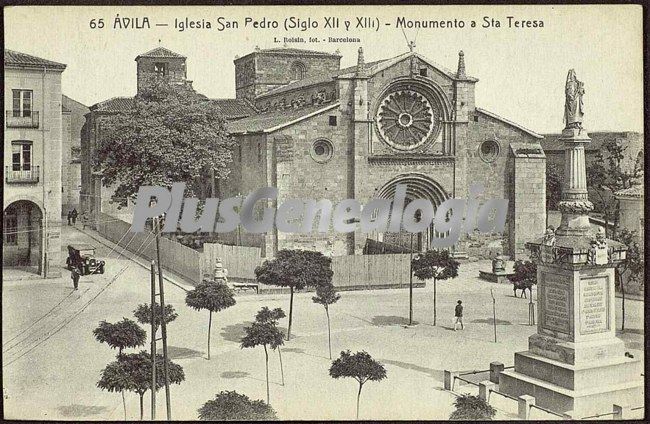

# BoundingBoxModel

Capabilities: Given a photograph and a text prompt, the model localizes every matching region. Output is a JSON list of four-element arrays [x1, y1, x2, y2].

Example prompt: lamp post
[[409, 232, 414, 325]]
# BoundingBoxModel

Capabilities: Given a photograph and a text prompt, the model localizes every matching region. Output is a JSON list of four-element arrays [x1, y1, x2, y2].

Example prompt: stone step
[[514, 350, 643, 391]]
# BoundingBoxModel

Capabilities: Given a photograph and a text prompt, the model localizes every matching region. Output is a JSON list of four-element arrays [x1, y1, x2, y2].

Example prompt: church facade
[[81, 45, 547, 260], [220, 47, 546, 259]]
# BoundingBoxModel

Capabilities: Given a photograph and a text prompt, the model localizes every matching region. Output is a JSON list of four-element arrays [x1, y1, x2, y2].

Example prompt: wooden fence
[[97, 213, 203, 284], [202, 243, 263, 282], [331, 254, 419, 291]]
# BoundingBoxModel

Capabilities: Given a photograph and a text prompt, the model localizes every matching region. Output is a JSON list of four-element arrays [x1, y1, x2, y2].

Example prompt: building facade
[[222, 47, 546, 259], [61, 95, 89, 214], [3, 50, 66, 277], [81, 46, 548, 260]]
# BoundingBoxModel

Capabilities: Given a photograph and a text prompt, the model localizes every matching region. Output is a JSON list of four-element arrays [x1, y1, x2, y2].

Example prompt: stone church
[[220, 46, 546, 259], [82, 45, 547, 260]]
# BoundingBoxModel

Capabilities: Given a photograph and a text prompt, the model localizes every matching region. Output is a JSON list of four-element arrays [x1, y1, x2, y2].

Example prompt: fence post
[[443, 370, 458, 391], [612, 404, 631, 420], [478, 380, 495, 402], [489, 361, 504, 383], [517, 395, 535, 420]]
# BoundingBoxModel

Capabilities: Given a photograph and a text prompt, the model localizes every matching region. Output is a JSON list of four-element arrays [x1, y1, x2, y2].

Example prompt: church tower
[[135, 46, 188, 93]]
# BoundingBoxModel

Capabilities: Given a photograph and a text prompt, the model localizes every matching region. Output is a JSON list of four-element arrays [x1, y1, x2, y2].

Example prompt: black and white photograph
[[2, 4, 645, 421]]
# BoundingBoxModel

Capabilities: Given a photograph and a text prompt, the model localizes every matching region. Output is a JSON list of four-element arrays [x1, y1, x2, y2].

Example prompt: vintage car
[[66, 244, 105, 275]]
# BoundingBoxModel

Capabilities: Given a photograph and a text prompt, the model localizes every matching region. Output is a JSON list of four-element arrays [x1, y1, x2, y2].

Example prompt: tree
[[546, 162, 563, 210], [185, 280, 236, 360], [95, 75, 235, 203], [97, 351, 185, 420], [240, 314, 285, 404], [255, 249, 333, 340], [449, 394, 496, 420], [411, 250, 460, 326], [613, 228, 644, 332], [587, 140, 643, 237], [93, 318, 147, 356], [198, 390, 278, 421], [254, 307, 287, 385], [133, 302, 178, 334], [312, 283, 341, 359], [93, 318, 146, 419], [509, 260, 537, 298], [329, 350, 387, 419]]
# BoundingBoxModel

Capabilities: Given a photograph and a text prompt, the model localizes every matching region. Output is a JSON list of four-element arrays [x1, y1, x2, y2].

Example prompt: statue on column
[[564, 69, 585, 129]]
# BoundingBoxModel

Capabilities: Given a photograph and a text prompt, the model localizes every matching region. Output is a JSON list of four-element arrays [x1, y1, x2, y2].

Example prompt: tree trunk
[[433, 277, 437, 326], [207, 310, 212, 360], [356, 383, 363, 419], [325, 306, 332, 359], [278, 347, 284, 386], [264, 345, 270, 405], [287, 286, 294, 341], [139, 394, 144, 420], [122, 391, 127, 420]]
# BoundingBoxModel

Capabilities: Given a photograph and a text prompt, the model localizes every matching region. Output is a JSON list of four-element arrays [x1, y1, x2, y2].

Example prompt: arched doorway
[[3, 200, 43, 273], [367, 173, 449, 253]]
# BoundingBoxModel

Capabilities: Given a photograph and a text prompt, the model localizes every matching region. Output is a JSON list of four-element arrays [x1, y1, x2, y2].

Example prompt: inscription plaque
[[543, 278, 571, 333], [580, 277, 608, 334]]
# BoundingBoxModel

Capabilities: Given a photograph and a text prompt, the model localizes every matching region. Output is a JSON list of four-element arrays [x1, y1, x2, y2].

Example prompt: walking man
[[67, 210, 72, 225], [71, 208, 78, 225], [454, 300, 464, 331], [71, 266, 80, 291]]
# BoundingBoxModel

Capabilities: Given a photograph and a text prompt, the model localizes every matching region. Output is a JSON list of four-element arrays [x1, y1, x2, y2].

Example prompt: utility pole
[[409, 233, 414, 325], [150, 261, 156, 421], [528, 286, 536, 326], [491, 289, 497, 343], [155, 217, 172, 420]]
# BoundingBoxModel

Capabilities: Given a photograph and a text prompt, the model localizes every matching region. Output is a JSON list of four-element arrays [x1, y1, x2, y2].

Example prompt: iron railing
[[6, 110, 39, 128], [5, 166, 40, 183]]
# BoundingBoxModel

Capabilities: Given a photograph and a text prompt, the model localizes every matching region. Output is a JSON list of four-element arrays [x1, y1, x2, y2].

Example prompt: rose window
[[376, 90, 439, 150]]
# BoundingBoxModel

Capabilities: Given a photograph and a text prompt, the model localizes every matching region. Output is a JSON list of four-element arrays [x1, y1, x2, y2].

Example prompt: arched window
[[290, 61, 306, 81]]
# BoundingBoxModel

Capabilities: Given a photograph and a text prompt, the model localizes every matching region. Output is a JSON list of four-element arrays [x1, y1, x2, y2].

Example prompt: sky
[[4, 5, 644, 133]]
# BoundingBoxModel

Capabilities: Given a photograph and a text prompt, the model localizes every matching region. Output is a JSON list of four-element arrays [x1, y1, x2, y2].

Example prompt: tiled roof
[[90, 96, 255, 120], [259, 47, 340, 56], [90, 97, 134, 112], [476, 108, 543, 139], [540, 131, 642, 151], [5, 49, 66, 70], [227, 103, 339, 134], [212, 99, 257, 119], [615, 185, 643, 198], [257, 58, 389, 99], [136, 47, 185, 59]]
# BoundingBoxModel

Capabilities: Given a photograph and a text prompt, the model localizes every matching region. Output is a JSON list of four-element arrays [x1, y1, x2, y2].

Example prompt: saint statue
[[564, 69, 585, 129]]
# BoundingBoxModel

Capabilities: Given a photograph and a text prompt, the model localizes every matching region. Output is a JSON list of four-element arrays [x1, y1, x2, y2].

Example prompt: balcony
[[5, 166, 40, 183], [6, 111, 39, 128]]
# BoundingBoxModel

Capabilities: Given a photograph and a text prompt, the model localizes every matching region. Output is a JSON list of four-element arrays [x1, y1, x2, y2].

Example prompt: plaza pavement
[[2, 226, 644, 420]]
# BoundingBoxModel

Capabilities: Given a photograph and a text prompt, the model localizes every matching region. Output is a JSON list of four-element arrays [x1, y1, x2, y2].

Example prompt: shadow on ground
[[379, 359, 444, 381], [371, 316, 418, 326], [220, 321, 254, 343], [159, 346, 203, 359], [471, 318, 512, 325], [220, 371, 250, 379], [57, 405, 109, 417]]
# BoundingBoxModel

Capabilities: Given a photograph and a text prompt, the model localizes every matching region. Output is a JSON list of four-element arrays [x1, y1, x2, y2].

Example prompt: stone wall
[[61, 95, 88, 214]]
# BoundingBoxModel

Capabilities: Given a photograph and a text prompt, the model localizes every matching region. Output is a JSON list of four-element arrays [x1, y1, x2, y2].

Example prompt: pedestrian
[[453, 300, 464, 331], [71, 266, 80, 290], [67, 210, 72, 225], [81, 212, 88, 230], [71, 208, 78, 225]]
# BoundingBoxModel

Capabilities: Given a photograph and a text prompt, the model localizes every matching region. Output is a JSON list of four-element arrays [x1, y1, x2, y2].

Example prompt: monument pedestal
[[499, 124, 643, 417], [499, 264, 643, 417]]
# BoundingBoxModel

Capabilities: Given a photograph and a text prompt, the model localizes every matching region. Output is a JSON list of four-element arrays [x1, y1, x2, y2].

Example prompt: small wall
[[202, 242, 263, 282], [331, 254, 420, 291]]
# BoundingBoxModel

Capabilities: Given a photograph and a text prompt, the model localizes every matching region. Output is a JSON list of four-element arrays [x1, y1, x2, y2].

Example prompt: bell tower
[[135, 46, 188, 93]]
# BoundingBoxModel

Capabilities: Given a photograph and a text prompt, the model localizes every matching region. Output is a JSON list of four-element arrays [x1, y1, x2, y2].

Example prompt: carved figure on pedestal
[[564, 69, 585, 130]]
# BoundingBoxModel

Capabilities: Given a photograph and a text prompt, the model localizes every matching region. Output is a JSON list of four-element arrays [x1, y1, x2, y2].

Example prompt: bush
[[198, 390, 277, 421], [449, 394, 496, 420]]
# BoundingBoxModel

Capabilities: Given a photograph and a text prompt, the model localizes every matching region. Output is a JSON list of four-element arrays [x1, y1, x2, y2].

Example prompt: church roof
[[227, 103, 339, 134], [258, 47, 340, 57], [614, 185, 643, 198], [5, 49, 66, 70], [257, 58, 390, 99], [90, 96, 255, 120], [476, 108, 543, 139], [136, 47, 186, 60]]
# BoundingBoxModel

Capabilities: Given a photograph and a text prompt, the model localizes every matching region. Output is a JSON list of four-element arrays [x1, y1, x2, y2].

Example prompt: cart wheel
[[99, 265, 105, 274]]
